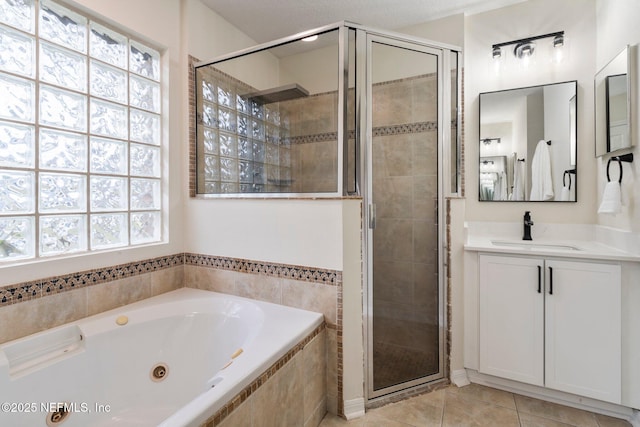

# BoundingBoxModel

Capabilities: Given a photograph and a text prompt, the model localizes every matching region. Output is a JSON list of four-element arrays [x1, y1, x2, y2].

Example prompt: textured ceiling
[[200, 0, 527, 44]]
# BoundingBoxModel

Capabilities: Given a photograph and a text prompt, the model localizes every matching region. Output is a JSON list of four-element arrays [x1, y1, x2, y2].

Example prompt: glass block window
[[195, 68, 293, 194], [0, 0, 162, 262]]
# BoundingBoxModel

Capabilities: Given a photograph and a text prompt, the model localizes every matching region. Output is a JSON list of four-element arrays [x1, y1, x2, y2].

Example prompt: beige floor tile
[[594, 413, 633, 427], [320, 386, 628, 427], [442, 392, 520, 427], [368, 391, 443, 427], [514, 395, 598, 427], [446, 383, 516, 410], [410, 388, 448, 408], [519, 412, 578, 427], [364, 414, 415, 426], [318, 413, 365, 427]]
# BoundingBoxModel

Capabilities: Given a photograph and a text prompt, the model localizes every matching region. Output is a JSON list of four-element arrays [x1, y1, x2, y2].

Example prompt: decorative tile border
[[189, 55, 198, 198], [184, 253, 342, 286], [291, 131, 341, 145], [289, 121, 439, 146], [282, 120, 446, 146], [336, 277, 344, 417], [0, 253, 343, 306], [373, 121, 437, 137], [0, 254, 185, 307], [203, 323, 326, 427]]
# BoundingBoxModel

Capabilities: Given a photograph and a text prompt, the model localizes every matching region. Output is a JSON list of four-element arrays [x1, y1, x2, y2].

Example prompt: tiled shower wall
[[283, 92, 339, 193], [371, 73, 440, 375]]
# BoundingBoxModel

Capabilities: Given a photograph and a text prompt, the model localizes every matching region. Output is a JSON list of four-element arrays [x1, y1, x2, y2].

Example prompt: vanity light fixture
[[552, 33, 566, 63], [492, 31, 565, 67]]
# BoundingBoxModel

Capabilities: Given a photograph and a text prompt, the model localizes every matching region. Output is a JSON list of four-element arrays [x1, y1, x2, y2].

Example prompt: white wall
[[464, 0, 597, 223], [182, 0, 346, 271], [595, 0, 640, 232], [1, 0, 185, 285], [399, 13, 465, 48]]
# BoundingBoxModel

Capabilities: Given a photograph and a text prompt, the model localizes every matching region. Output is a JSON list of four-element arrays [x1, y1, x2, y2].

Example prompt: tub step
[[0, 325, 84, 377]]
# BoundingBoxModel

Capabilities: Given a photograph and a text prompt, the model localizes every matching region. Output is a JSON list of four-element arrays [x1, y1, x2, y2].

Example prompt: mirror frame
[[595, 45, 635, 157], [478, 80, 578, 203]]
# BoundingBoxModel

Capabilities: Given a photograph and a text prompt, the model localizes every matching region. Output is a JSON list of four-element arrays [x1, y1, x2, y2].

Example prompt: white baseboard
[[344, 398, 366, 420], [467, 369, 635, 422], [450, 369, 471, 387]]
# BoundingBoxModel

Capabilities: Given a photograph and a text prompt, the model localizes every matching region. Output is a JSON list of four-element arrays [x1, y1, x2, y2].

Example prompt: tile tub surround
[[183, 254, 344, 416], [0, 254, 184, 344], [206, 325, 327, 427], [0, 252, 345, 418]]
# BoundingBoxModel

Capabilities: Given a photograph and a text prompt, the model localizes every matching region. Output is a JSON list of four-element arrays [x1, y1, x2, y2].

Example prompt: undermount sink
[[491, 240, 582, 251]]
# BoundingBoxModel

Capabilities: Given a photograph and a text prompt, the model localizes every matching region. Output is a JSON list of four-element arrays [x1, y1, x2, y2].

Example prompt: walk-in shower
[[193, 21, 460, 403]]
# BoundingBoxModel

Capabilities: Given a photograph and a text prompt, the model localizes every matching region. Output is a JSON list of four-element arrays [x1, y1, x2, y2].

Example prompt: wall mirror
[[479, 81, 577, 202], [595, 45, 634, 156]]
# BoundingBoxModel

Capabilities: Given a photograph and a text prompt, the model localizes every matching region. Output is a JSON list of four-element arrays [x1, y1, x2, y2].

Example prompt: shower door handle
[[369, 203, 376, 229]]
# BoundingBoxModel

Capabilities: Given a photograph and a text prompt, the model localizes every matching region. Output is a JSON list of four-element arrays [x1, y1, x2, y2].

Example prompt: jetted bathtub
[[0, 288, 324, 426]]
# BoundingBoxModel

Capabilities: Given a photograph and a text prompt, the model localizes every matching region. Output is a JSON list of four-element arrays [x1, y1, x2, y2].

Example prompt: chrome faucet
[[523, 211, 534, 241]]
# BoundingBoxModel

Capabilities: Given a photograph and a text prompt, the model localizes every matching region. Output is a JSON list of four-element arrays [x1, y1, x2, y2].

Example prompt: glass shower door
[[367, 37, 444, 396]]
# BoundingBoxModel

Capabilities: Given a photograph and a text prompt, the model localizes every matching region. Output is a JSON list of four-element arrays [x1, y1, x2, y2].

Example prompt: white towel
[[492, 172, 507, 201], [512, 160, 525, 201], [499, 171, 507, 200], [598, 181, 622, 214], [530, 140, 554, 201], [560, 186, 570, 201]]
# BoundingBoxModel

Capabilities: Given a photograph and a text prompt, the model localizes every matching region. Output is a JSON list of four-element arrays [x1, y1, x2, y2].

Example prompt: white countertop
[[465, 236, 640, 262]]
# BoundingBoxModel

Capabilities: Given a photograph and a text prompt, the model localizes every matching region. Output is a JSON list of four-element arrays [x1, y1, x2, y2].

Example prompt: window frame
[[0, 0, 164, 264]]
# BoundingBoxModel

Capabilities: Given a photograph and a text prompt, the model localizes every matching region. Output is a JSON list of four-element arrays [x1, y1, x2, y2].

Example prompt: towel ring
[[606, 153, 634, 183], [563, 171, 572, 190], [606, 158, 623, 183]]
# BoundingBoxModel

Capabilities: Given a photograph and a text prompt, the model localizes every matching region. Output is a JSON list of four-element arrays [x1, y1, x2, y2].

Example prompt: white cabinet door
[[544, 259, 621, 404], [479, 255, 544, 386]]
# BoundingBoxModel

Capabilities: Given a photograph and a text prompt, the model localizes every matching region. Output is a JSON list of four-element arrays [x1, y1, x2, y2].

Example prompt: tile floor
[[319, 384, 632, 427]]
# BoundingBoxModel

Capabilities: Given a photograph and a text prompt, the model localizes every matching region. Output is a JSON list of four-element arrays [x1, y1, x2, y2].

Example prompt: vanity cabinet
[[479, 254, 622, 404]]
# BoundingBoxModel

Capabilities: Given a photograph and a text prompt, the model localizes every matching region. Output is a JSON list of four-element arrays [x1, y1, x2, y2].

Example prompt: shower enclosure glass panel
[[368, 38, 443, 395], [194, 30, 341, 195]]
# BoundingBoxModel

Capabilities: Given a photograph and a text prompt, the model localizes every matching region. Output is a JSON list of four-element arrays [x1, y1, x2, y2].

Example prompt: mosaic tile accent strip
[[189, 55, 199, 198], [184, 253, 342, 286], [337, 276, 344, 416], [291, 131, 340, 145], [202, 323, 326, 427], [289, 121, 439, 146], [373, 121, 437, 137], [460, 66, 466, 197], [0, 254, 185, 307]]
